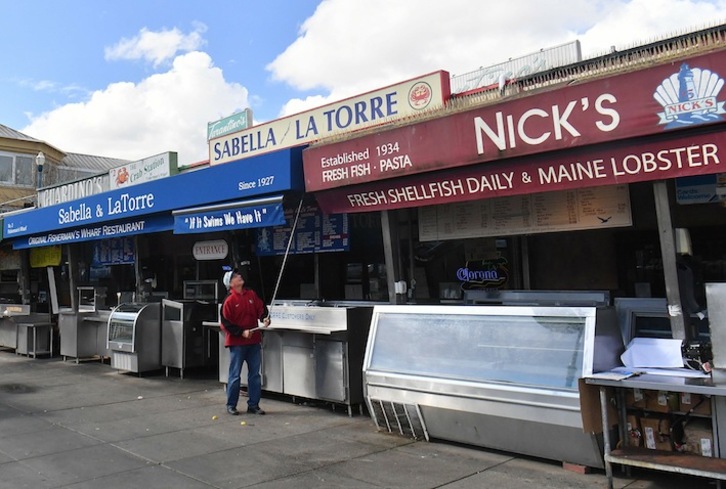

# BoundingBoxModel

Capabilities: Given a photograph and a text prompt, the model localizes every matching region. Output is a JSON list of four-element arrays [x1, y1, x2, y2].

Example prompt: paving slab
[[58, 465, 217, 489], [0, 425, 102, 460], [16, 444, 152, 487]]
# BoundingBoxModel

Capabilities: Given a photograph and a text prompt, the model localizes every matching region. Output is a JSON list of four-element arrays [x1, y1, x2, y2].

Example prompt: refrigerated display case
[[107, 303, 161, 373], [363, 304, 623, 468], [161, 299, 218, 378]]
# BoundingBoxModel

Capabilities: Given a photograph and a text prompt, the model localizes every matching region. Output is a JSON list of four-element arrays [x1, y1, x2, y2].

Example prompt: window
[[0, 155, 12, 182], [0, 152, 35, 187], [15, 155, 34, 186]]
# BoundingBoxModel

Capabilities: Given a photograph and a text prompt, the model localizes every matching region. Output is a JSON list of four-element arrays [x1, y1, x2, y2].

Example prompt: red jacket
[[220, 287, 267, 347]]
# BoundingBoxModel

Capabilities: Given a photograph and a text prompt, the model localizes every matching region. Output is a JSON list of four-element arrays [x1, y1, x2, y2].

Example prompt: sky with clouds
[[1, 0, 725, 167]]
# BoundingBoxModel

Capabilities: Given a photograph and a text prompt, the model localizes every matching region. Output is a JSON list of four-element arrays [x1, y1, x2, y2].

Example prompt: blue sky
[[1, 0, 725, 166]]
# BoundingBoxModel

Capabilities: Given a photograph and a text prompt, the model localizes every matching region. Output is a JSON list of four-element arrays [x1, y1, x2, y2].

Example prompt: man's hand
[[242, 329, 252, 339], [262, 317, 271, 328]]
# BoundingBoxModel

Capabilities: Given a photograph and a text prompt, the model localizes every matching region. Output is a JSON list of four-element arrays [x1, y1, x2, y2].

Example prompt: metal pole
[[653, 181, 687, 340], [267, 198, 304, 315]]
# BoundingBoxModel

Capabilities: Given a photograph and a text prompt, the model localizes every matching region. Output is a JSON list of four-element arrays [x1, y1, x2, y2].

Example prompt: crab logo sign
[[408, 81, 433, 110], [654, 63, 725, 129]]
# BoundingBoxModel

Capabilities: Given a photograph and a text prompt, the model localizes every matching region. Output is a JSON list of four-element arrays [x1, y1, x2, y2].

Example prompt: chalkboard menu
[[256, 204, 349, 256], [419, 185, 631, 241]]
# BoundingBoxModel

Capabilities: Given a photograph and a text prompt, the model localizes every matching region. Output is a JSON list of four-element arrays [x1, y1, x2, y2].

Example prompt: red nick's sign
[[303, 50, 726, 194], [314, 129, 725, 214]]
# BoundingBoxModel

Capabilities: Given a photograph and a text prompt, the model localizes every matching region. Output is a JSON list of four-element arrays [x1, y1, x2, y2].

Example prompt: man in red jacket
[[220, 267, 270, 415]]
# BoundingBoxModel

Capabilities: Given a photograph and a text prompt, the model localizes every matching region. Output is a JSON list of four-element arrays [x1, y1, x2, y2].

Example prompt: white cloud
[[105, 25, 207, 67], [23, 51, 248, 166], [269, 0, 726, 116]]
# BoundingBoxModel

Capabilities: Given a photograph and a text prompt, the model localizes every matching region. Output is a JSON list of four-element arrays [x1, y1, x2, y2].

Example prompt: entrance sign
[[192, 240, 229, 261]]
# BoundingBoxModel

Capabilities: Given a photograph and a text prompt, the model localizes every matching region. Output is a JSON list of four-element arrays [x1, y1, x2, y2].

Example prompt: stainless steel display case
[[107, 303, 161, 373], [161, 299, 218, 378], [363, 304, 623, 468]]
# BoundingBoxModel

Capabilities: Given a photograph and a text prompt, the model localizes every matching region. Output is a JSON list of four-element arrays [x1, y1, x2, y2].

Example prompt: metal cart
[[161, 299, 218, 378]]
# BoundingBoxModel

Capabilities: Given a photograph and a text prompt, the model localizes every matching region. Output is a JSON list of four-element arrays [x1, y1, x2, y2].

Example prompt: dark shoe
[[247, 406, 266, 415], [227, 406, 239, 415]]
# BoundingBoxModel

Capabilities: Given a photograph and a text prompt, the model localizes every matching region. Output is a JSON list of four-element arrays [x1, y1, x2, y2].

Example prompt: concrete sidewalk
[[0, 352, 715, 488]]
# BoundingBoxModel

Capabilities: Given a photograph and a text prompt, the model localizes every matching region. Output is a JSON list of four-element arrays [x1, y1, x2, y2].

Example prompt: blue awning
[[3, 146, 303, 239], [172, 195, 285, 234], [11, 214, 174, 250]]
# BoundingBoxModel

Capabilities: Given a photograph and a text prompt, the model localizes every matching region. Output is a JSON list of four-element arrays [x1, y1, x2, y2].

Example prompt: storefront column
[[520, 236, 531, 290], [134, 235, 142, 301], [653, 181, 687, 340], [19, 249, 30, 305], [66, 244, 79, 311], [381, 210, 402, 304]]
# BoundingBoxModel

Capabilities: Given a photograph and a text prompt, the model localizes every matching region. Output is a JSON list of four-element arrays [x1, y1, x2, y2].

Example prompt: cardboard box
[[679, 393, 712, 416], [626, 414, 642, 447], [682, 420, 714, 457], [578, 379, 617, 434], [640, 416, 672, 451], [625, 388, 647, 409], [645, 390, 679, 413]]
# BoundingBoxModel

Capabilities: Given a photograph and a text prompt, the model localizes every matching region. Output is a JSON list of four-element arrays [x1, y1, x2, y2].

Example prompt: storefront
[[303, 47, 726, 329], [1, 147, 304, 364], [301, 42, 726, 467]]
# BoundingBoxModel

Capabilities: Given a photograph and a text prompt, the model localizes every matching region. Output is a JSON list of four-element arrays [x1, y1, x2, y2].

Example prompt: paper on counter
[[633, 367, 709, 378], [620, 337, 684, 368]]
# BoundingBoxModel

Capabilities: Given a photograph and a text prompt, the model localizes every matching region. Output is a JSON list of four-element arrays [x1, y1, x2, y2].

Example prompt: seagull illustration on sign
[[597, 216, 612, 223]]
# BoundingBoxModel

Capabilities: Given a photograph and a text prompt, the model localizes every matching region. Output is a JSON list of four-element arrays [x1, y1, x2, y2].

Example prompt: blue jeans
[[226, 344, 262, 409]]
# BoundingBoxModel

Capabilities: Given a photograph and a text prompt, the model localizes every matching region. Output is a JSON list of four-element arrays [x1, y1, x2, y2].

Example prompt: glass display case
[[107, 302, 161, 373], [363, 304, 623, 469]]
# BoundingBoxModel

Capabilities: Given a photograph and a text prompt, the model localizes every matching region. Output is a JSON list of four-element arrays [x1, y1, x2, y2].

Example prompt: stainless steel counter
[[0, 307, 53, 358], [209, 303, 374, 415], [58, 309, 112, 362], [587, 373, 726, 396], [587, 374, 726, 488], [0, 304, 31, 350]]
